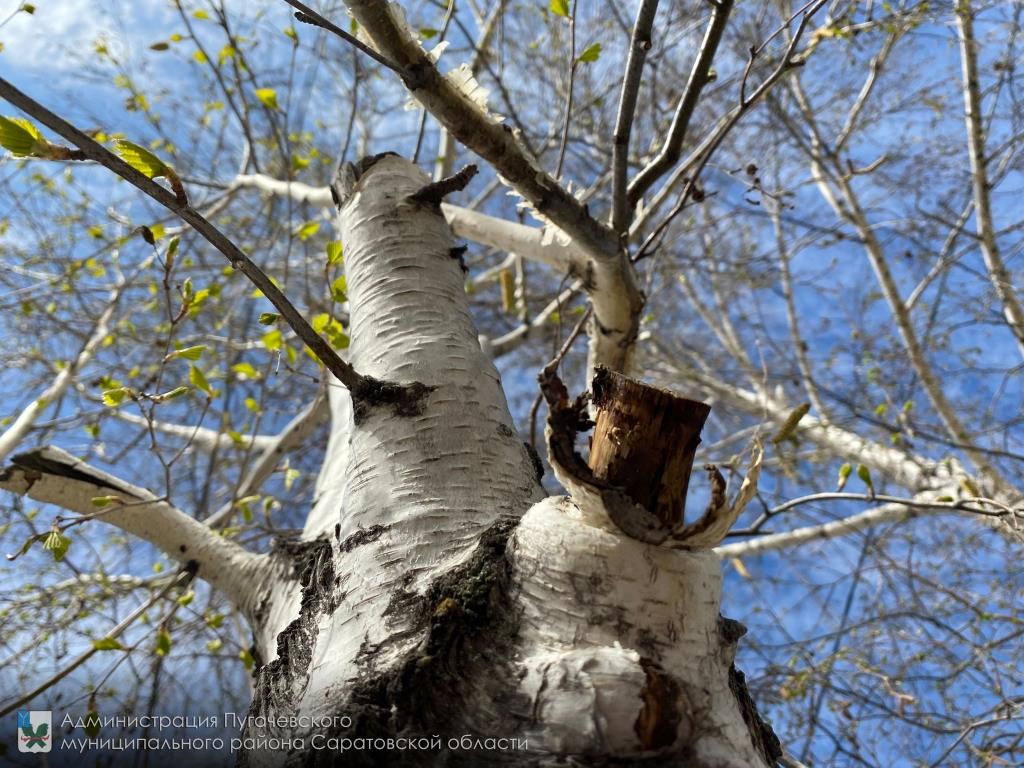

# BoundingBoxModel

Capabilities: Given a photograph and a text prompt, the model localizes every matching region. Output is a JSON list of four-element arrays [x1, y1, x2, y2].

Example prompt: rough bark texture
[[237, 156, 777, 768], [589, 367, 711, 528]]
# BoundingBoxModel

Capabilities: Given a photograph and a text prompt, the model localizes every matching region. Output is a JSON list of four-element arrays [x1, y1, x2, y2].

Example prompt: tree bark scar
[[337, 517, 530, 765], [339, 524, 389, 553], [350, 377, 434, 424], [9, 448, 137, 496], [635, 657, 682, 750], [240, 536, 336, 763], [728, 665, 782, 766]]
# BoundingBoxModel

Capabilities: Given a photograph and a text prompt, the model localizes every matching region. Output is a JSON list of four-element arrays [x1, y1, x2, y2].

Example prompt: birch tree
[[0, 1, 1022, 766]]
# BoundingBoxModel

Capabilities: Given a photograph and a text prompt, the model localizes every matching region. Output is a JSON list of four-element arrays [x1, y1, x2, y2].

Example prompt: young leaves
[[43, 528, 71, 561], [0, 115, 84, 160], [0, 115, 47, 156], [92, 637, 126, 651], [577, 43, 601, 63], [254, 87, 279, 110], [113, 140, 188, 205]]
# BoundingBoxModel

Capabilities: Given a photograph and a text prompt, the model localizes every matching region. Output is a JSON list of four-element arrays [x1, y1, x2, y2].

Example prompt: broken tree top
[[588, 367, 711, 528]]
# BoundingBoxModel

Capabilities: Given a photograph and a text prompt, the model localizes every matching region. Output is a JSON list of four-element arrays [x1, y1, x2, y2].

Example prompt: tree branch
[[205, 392, 329, 529], [0, 279, 123, 462], [0, 446, 268, 615], [955, 1, 1024, 360], [232, 172, 581, 273], [714, 487, 1020, 559], [0, 570, 189, 719], [627, 0, 733, 210], [610, 0, 660, 234], [337, 0, 644, 374]]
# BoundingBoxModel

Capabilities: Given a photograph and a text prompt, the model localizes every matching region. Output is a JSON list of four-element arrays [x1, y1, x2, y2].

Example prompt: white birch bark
[[239, 156, 776, 767]]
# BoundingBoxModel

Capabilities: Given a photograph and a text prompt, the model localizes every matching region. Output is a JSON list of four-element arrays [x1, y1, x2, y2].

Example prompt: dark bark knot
[[350, 377, 434, 424]]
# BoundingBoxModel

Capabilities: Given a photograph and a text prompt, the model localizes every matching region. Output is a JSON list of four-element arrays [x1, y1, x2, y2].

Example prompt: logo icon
[[17, 710, 51, 753]]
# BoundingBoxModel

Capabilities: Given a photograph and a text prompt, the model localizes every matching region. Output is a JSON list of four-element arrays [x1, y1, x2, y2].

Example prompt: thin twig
[[0, 570, 190, 718], [283, 0, 408, 78]]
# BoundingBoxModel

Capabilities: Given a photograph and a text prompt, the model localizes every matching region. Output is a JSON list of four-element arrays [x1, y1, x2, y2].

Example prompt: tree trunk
[[239, 156, 779, 767]]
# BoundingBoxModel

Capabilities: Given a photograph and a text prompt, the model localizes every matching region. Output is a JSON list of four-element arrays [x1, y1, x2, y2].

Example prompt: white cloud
[[0, 0, 170, 74]]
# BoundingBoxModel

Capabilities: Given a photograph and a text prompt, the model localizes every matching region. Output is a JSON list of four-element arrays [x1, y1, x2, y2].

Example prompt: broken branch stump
[[588, 367, 711, 528]]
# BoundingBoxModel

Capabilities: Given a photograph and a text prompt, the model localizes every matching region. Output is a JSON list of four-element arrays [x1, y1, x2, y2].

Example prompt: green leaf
[[20, 3, 36, 14], [43, 530, 71, 561], [192, 9, 209, 19], [166, 236, 180, 265], [207, 639, 223, 652], [283, 26, 298, 43], [155, 628, 172, 657], [91, 496, 119, 508], [294, 220, 319, 241], [102, 387, 130, 407], [176, 591, 194, 606], [836, 462, 852, 491], [0, 115, 46, 157], [311, 313, 330, 334], [254, 87, 279, 110], [550, 0, 569, 17], [856, 464, 875, 495], [419, 27, 439, 39], [153, 386, 189, 403], [189, 365, 213, 396], [262, 329, 283, 351], [326, 241, 343, 265], [258, 312, 280, 325], [239, 648, 255, 670], [92, 637, 125, 651], [577, 42, 602, 63], [150, 41, 170, 51], [330, 275, 347, 303], [166, 344, 206, 362], [206, 613, 225, 628], [231, 362, 260, 379], [113, 140, 168, 179]]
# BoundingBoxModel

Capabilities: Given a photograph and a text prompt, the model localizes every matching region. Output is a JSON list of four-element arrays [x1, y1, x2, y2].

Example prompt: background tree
[[0, 0, 1021, 766]]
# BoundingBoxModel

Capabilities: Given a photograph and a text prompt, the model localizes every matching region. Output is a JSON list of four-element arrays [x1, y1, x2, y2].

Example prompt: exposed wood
[[588, 367, 710, 528]]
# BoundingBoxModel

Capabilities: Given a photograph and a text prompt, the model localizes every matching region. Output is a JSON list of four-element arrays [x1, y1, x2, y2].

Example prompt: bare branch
[[627, 0, 733, 210], [611, 0, 660, 233], [340, 0, 644, 374]]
